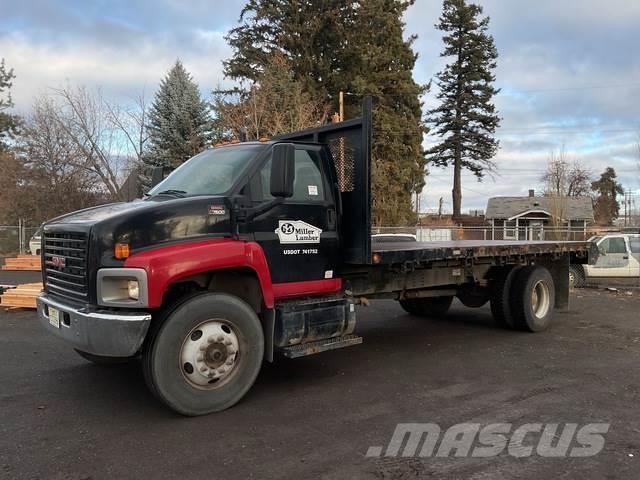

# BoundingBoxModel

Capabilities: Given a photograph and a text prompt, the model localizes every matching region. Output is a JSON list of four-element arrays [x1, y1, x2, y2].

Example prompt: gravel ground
[[1, 289, 639, 479]]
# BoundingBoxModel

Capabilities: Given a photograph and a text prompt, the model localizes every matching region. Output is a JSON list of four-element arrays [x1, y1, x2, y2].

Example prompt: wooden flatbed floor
[[371, 240, 591, 264]]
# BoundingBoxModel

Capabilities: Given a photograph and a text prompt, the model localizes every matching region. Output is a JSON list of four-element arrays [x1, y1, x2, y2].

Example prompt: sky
[[1, 0, 639, 214]]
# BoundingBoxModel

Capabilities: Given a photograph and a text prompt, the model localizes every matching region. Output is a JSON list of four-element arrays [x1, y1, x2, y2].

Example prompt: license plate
[[49, 307, 60, 328]]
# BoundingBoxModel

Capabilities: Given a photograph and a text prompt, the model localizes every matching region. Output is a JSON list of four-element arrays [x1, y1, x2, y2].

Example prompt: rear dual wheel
[[490, 266, 556, 332]]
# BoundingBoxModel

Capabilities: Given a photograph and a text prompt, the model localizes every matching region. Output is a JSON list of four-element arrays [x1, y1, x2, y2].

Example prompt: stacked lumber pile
[[1, 254, 41, 271], [0, 283, 43, 309]]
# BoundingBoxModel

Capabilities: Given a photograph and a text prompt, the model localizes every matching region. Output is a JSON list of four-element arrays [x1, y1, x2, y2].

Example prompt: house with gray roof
[[486, 190, 594, 240]]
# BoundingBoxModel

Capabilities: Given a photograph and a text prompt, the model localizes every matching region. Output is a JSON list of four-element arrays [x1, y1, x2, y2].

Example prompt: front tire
[[569, 265, 585, 288], [143, 292, 264, 416]]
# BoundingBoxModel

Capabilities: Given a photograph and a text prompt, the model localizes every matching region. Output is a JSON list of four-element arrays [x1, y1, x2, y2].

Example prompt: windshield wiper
[[154, 189, 188, 198]]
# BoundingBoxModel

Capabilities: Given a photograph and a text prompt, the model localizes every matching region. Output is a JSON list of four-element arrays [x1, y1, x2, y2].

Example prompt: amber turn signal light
[[114, 242, 130, 259]]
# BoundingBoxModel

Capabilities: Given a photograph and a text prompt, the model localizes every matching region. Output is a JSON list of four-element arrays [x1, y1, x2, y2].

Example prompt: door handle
[[623, 256, 629, 259], [327, 208, 336, 229]]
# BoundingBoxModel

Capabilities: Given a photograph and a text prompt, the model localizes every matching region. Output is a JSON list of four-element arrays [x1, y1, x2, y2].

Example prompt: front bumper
[[37, 293, 152, 357]]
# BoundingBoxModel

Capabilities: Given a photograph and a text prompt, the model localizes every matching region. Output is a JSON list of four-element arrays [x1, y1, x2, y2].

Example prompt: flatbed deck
[[371, 240, 591, 264]]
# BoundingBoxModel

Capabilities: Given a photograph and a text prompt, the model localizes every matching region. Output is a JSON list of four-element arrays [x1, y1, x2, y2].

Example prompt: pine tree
[[142, 61, 211, 190], [591, 167, 624, 225], [426, 0, 500, 220], [0, 58, 19, 148], [224, 0, 426, 225]]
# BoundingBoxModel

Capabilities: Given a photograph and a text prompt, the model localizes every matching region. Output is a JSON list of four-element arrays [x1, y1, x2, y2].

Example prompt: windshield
[[148, 145, 264, 197]]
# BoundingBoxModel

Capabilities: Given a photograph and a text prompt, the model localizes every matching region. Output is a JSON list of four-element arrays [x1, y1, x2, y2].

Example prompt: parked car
[[29, 227, 42, 256], [570, 233, 640, 287]]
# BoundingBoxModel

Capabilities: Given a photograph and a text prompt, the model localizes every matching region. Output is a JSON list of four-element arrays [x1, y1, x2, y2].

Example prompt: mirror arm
[[233, 198, 285, 228]]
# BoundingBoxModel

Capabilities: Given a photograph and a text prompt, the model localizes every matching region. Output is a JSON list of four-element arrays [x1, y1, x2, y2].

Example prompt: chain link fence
[[0, 223, 41, 257]]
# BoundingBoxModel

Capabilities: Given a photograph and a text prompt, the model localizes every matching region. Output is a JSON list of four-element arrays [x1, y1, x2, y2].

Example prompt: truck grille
[[43, 232, 89, 302]]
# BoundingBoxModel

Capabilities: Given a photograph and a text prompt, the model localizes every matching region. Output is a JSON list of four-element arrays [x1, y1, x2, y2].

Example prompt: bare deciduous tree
[[48, 86, 148, 200], [541, 146, 592, 197]]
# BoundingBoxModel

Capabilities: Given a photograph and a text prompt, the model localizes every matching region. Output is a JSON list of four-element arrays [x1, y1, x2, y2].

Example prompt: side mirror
[[270, 144, 295, 198], [597, 245, 606, 256]]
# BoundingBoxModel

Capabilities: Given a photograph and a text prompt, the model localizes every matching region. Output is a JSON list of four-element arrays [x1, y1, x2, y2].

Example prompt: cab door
[[248, 145, 339, 284], [587, 236, 631, 277], [628, 236, 640, 278]]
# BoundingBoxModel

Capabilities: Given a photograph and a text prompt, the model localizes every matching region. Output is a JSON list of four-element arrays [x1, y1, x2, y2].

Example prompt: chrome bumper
[[37, 293, 152, 357]]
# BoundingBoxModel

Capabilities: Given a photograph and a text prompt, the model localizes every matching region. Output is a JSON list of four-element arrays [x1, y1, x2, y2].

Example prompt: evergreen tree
[[0, 58, 19, 148], [142, 61, 211, 190], [591, 167, 624, 225], [225, 0, 426, 225], [426, 0, 500, 220]]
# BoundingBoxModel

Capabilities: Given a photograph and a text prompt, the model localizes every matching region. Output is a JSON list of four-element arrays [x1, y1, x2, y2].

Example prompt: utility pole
[[339, 91, 344, 122]]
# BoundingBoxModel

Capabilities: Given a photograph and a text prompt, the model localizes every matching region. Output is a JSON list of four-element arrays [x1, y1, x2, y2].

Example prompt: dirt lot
[[1, 289, 639, 479]]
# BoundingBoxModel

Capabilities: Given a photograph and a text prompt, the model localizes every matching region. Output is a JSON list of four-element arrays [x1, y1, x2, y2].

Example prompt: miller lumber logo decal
[[275, 220, 322, 244]]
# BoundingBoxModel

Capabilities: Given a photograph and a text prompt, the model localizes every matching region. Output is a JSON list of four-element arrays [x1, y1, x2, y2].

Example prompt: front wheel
[[569, 265, 585, 288], [143, 293, 264, 416]]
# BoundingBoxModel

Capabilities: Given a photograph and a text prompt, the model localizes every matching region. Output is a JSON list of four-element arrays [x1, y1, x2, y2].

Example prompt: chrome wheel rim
[[180, 320, 240, 389], [531, 280, 551, 319]]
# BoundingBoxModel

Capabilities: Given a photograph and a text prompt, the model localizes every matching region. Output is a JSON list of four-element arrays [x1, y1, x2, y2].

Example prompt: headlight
[[127, 280, 139, 300], [97, 268, 148, 307]]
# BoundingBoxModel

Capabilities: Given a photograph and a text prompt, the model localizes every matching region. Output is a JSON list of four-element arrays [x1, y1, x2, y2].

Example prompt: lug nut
[[216, 335, 224, 342]]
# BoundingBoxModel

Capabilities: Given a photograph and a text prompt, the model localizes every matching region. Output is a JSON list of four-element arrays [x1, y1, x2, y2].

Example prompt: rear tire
[[510, 266, 556, 332], [569, 265, 585, 288], [399, 296, 454, 317], [74, 349, 134, 365], [142, 292, 264, 416], [490, 266, 522, 328]]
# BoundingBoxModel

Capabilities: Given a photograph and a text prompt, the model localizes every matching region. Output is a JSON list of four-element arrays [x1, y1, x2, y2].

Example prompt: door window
[[599, 237, 627, 254], [252, 149, 325, 202], [629, 237, 640, 254], [291, 150, 325, 202]]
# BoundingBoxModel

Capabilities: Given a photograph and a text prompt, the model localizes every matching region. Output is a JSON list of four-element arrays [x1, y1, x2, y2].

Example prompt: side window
[[251, 149, 326, 202], [600, 237, 627, 254], [629, 237, 640, 254], [291, 150, 325, 202]]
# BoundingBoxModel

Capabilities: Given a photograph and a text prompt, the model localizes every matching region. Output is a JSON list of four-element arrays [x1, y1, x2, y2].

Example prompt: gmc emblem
[[51, 255, 66, 268]]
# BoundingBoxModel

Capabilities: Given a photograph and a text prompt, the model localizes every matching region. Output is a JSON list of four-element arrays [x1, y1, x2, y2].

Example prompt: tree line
[[7, 0, 626, 228], [541, 147, 625, 226]]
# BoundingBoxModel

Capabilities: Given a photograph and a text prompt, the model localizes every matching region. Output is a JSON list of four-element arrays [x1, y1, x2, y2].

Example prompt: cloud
[[1, 0, 639, 217], [408, 0, 640, 213]]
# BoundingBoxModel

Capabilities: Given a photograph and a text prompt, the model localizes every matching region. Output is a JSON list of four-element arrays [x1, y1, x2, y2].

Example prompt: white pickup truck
[[570, 233, 640, 287]]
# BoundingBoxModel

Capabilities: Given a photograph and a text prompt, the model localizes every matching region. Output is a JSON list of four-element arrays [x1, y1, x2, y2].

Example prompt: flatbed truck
[[37, 98, 590, 415]]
